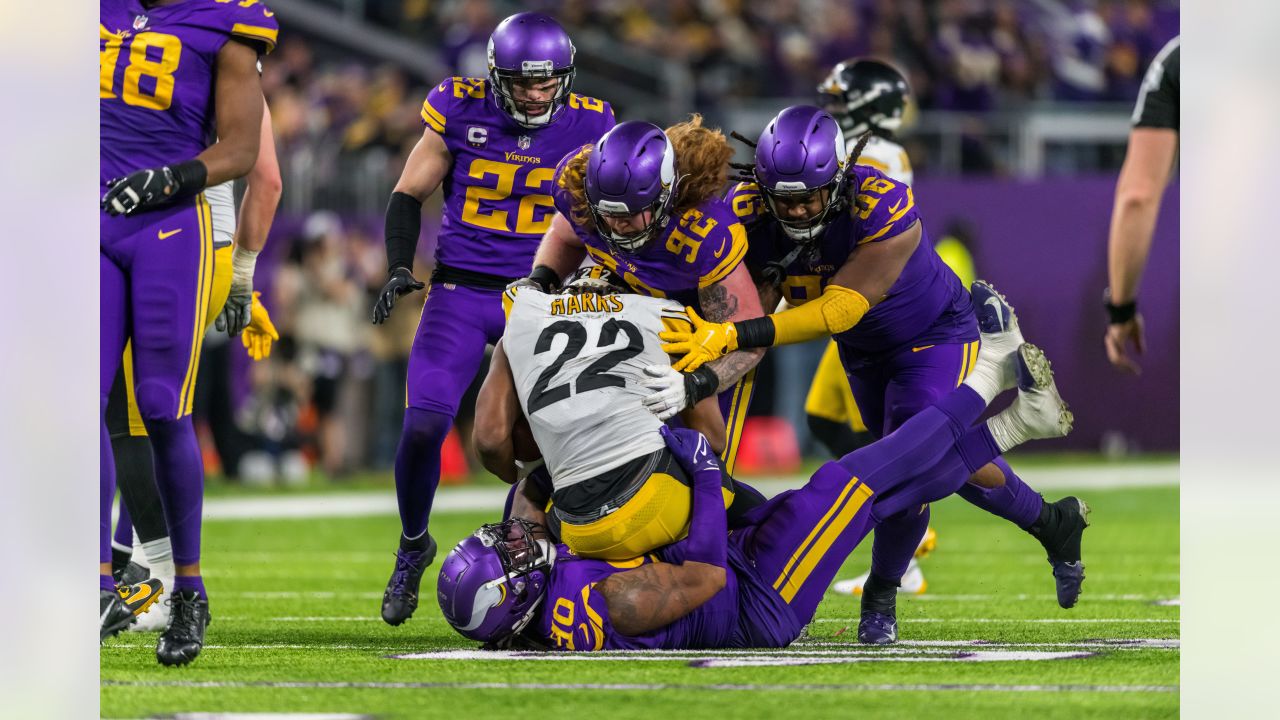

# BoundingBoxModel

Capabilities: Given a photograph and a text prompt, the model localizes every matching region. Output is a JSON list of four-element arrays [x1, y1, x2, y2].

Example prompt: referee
[[1104, 36, 1180, 374]]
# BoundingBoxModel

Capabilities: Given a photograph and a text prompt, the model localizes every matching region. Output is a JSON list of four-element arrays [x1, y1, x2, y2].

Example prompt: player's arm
[[1104, 127, 1176, 374], [699, 263, 767, 388], [596, 427, 727, 635], [372, 126, 453, 324], [508, 474, 550, 536], [523, 213, 587, 292], [679, 398, 726, 456], [474, 339, 522, 484], [101, 40, 263, 216], [663, 221, 920, 371], [220, 102, 283, 348]]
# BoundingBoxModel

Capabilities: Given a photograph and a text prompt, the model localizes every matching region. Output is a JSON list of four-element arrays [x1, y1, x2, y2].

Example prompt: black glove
[[372, 266, 425, 324], [101, 160, 206, 216]]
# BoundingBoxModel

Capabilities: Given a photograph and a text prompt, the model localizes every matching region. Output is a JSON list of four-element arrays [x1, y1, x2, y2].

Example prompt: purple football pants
[[101, 196, 214, 567]]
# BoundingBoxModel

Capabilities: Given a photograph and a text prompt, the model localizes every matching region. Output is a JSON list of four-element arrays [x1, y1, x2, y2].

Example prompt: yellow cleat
[[914, 526, 938, 559]]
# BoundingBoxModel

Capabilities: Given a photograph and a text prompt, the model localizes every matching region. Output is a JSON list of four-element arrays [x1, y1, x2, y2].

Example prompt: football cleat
[[970, 280, 1024, 391], [1029, 496, 1091, 608], [100, 589, 137, 643], [156, 590, 211, 667], [832, 558, 929, 597], [381, 534, 438, 626], [914, 526, 938, 559], [856, 611, 898, 645], [1011, 344, 1074, 440], [118, 577, 164, 618], [127, 575, 173, 632], [117, 561, 151, 587]]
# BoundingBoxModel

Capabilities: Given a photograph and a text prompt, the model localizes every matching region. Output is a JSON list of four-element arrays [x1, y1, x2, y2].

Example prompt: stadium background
[[203, 0, 1179, 486]]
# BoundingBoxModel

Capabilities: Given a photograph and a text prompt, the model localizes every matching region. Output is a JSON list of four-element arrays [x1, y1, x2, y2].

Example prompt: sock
[[144, 416, 205, 567], [172, 575, 207, 600], [934, 384, 987, 430], [956, 457, 1045, 529], [113, 500, 134, 549], [861, 572, 899, 614], [114, 433, 168, 544], [140, 537, 175, 579], [101, 574, 116, 593], [962, 353, 1005, 404], [393, 407, 453, 540], [869, 504, 930, 584], [101, 401, 115, 567], [400, 528, 431, 551]]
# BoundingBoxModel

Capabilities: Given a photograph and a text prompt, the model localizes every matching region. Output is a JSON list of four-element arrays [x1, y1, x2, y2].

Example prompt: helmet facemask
[[488, 48, 576, 128], [449, 519, 556, 644], [757, 115, 850, 244], [586, 137, 679, 254]]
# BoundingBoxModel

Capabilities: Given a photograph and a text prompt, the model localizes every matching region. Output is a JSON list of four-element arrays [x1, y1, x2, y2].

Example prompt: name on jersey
[[550, 293, 625, 316]]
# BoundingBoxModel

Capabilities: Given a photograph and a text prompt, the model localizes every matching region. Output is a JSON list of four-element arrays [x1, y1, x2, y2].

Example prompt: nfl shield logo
[[518, 135, 531, 150], [133, 15, 148, 30]]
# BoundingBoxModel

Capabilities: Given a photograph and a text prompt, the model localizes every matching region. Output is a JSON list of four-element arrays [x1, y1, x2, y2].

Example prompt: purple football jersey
[[536, 543, 743, 651], [734, 166, 976, 359], [551, 148, 748, 308], [421, 79, 615, 278], [100, 0, 278, 189]]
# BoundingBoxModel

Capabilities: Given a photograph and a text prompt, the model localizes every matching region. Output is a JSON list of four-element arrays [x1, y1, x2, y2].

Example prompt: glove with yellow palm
[[659, 307, 739, 372], [240, 292, 279, 361]]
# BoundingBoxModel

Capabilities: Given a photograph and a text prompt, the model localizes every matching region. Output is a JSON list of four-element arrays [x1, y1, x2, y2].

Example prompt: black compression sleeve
[[734, 317, 777, 349], [170, 159, 208, 200], [385, 191, 423, 271]]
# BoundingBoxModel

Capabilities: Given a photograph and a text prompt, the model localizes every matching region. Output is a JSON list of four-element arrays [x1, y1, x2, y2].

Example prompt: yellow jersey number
[[854, 176, 896, 221], [664, 208, 719, 264], [100, 27, 182, 112], [546, 587, 605, 651], [460, 159, 556, 235]]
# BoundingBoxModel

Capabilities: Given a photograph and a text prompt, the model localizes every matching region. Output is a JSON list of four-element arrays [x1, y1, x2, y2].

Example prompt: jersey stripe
[[1131, 36, 1180, 125], [420, 99, 446, 133], [230, 23, 278, 53]]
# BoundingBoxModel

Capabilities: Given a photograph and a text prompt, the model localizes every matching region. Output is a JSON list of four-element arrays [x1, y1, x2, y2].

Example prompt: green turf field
[[101, 477, 1179, 719]]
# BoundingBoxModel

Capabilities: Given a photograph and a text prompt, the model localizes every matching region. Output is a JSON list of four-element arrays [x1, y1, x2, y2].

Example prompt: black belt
[[430, 263, 519, 291]]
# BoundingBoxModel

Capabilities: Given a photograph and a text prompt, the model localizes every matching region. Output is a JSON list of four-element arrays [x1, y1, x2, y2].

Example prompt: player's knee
[[133, 380, 180, 423], [402, 407, 452, 446]]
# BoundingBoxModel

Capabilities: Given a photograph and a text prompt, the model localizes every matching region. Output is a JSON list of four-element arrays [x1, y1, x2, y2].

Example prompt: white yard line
[[203, 462, 1177, 520], [101, 679, 1177, 694]]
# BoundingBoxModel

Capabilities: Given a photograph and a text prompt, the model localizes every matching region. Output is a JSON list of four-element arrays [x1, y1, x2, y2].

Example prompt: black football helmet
[[817, 58, 911, 140]]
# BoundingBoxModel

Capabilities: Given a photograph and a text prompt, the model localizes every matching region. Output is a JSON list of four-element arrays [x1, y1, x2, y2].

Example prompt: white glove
[[641, 364, 688, 421]]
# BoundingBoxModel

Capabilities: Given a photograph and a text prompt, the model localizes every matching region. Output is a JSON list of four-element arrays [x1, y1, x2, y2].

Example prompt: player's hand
[[1104, 315, 1145, 375], [216, 284, 253, 337], [101, 166, 182, 216], [659, 425, 720, 477], [241, 292, 279, 361], [641, 365, 689, 420], [372, 267, 425, 325], [659, 307, 739, 372]]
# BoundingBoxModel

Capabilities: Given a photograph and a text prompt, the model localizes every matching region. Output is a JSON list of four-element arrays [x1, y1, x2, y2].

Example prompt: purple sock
[[114, 499, 134, 549], [956, 426, 1004, 474], [956, 456, 1044, 529], [101, 574, 116, 593], [101, 403, 115, 566], [394, 407, 452, 539], [172, 575, 206, 599], [933, 384, 987, 434], [869, 504, 931, 583], [145, 416, 205, 566]]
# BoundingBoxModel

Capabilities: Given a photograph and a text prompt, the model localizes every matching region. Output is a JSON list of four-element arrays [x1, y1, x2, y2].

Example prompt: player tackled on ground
[[438, 284, 1074, 650]]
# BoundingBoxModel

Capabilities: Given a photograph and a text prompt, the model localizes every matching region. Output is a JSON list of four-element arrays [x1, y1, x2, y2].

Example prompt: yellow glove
[[240, 291, 279, 361], [659, 307, 739, 372]]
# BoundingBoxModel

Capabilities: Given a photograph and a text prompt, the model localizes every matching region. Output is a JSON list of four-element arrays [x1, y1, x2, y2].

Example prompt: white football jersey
[[504, 288, 687, 490], [851, 134, 913, 185], [205, 179, 236, 248]]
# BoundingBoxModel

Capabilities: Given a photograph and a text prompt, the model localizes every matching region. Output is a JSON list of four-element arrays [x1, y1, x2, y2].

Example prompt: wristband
[[1103, 289, 1137, 324], [385, 191, 423, 271], [529, 265, 561, 293], [682, 365, 720, 406], [230, 246, 259, 288], [734, 317, 776, 349], [169, 159, 208, 200]]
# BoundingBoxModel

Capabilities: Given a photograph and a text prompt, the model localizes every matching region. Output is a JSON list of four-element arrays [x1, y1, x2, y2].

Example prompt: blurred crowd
[[203, 0, 1177, 484]]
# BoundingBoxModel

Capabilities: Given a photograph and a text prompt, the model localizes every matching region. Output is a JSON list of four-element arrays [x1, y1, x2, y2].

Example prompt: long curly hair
[[557, 114, 733, 232]]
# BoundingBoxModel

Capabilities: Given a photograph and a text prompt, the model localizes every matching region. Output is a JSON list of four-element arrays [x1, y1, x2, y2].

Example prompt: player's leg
[[101, 248, 136, 642], [957, 281, 1090, 608], [126, 196, 216, 665], [717, 368, 757, 475], [383, 284, 499, 625], [805, 341, 873, 457]]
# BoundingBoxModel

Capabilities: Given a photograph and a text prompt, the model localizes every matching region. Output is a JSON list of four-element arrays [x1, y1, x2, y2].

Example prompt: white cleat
[[128, 575, 173, 632], [1007, 344, 1074, 441], [970, 280, 1025, 391]]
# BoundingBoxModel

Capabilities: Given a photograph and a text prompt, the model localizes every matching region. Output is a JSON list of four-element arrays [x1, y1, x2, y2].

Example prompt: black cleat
[[856, 573, 899, 645], [156, 590, 211, 666], [117, 577, 165, 618], [100, 589, 137, 643], [1029, 496, 1091, 608], [116, 560, 151, 587], [381, 534, 437, 626]]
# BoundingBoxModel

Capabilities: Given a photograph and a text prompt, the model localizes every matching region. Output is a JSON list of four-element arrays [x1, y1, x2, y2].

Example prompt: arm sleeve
[[1132, 40, 1180, 131]]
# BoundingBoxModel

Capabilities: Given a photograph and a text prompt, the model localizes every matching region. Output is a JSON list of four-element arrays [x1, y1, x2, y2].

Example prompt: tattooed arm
[[699, 264, 766, 389], [597, 561, 726, 636]]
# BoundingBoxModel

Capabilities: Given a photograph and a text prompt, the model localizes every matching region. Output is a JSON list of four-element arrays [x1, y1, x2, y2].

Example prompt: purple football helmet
[[754, 105, 851, 243], [585, 121, 678, 253], [487, 12, 576, 128], [437, 519, 556, 645]]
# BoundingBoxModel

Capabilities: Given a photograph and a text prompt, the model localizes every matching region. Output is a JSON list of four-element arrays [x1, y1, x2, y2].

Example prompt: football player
[[663, 106, 1090, 644], [521, 117, 766, 477], [369, 12, 616, 627], [109, 99, 282, 633], [100, 0, 278, 664], [438, 287, 1074, 651], [472, 266, 760, 561]]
